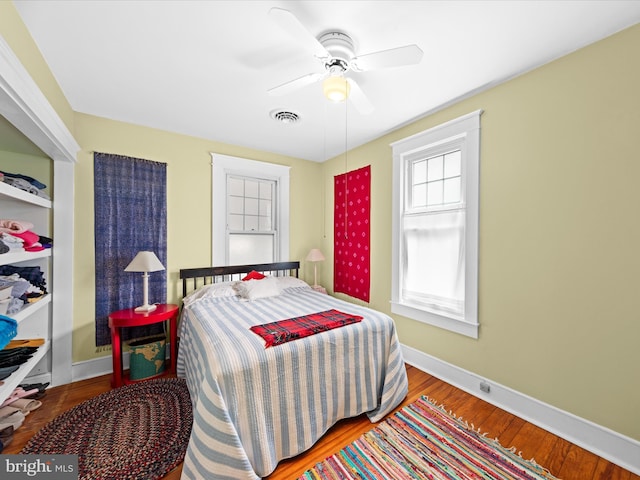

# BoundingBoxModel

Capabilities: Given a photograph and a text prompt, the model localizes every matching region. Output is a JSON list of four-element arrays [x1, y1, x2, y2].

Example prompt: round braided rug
[[21, 377, 193, 480]]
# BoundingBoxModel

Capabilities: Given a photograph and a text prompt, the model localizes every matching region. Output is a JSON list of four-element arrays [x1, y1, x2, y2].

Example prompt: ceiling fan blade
[[268, 72, 325, 96], [346, 78, 374, 115], [351, 44, 423, 71], [269, 7, 329, 59]]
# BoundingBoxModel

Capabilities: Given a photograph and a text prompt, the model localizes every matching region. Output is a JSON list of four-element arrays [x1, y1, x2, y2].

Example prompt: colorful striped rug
[[299, 396, 559, 479]]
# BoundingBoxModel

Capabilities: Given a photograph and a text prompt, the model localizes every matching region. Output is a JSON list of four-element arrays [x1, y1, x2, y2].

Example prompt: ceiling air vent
[[270, 110, 300, 124]]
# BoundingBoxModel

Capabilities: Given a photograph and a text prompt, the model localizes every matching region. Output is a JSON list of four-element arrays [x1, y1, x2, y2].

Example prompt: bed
[[177, 261, 408, 480]]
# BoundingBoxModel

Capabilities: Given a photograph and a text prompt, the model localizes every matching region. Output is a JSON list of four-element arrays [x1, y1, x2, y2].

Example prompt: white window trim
[[211, 153, 290, 266], [390, 110, 482, 339]]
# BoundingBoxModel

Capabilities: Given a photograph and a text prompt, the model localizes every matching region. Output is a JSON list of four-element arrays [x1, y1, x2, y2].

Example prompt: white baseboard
[[72, 353, 115, 383], [401, 344, 640, 475]]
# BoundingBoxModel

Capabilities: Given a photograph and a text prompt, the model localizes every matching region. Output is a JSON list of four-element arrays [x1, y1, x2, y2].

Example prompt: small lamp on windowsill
[[124, 251, 165, 313], [305, 248, 325, 288]]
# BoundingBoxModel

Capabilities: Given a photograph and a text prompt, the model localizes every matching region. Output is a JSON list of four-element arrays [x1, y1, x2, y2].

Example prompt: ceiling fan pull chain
[[344, 100, 349, 240]]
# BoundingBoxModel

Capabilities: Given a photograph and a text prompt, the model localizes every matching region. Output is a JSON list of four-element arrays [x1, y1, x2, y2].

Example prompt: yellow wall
[[73, 113, 323, 359], [3, 0, 638, 443], [320, 24, 640, 441], [0, 152, 51, 193], [2, 0, 324, 363]]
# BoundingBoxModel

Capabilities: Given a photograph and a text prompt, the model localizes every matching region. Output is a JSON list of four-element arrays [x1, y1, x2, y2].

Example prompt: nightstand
[[311, 285, 327, 294], [108, 303, 179, 387]]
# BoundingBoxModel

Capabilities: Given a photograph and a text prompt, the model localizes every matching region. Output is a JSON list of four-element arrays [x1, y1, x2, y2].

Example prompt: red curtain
[[334, 165, 370, 302]]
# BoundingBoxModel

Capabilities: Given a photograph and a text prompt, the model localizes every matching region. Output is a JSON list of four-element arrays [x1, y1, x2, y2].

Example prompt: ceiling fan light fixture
[[323, 76, 350, 102]]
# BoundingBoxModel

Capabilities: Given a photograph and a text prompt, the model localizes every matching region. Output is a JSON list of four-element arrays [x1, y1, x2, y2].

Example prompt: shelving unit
[[0, 181, 52, 406], [0, 342, 50, 403], [10, 294, 51, 323], [1, 33, 79, 404], [0, 181, 51, 208], [0, 248, 51, 265]]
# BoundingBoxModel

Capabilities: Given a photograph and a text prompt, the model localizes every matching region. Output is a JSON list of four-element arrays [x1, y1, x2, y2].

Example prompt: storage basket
[[127, 335, 166, 380], [0, 314, 18, 350]]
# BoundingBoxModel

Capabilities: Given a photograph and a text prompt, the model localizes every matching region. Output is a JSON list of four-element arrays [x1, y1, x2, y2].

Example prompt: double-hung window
[[391, 111, 481, 338], [211, 153, 290, 266], [226, 175, 276, 265]]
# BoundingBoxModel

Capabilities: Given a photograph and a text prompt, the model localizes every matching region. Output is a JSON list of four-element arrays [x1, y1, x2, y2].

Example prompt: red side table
[[108, 303, 179, 387]]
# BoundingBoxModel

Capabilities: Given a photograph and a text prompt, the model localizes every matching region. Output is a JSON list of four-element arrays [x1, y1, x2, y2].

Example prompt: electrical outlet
[[480, 381, 491, 393]]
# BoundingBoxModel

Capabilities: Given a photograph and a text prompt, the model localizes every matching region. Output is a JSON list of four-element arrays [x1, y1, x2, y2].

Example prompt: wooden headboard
[[179, 261, 300, 298]]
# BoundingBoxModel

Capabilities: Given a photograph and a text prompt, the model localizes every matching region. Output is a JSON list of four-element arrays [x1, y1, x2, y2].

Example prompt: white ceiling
[[13, 0, 640, 163]]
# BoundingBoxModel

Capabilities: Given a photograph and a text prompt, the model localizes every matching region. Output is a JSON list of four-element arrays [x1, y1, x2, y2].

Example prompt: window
[[212, 154, 290, 266], [390, 110, 481, 338], [226, 175, 276, 264]]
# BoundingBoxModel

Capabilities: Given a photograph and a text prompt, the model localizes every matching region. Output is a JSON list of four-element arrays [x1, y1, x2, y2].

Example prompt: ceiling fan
[[267, 7, 423, 115]]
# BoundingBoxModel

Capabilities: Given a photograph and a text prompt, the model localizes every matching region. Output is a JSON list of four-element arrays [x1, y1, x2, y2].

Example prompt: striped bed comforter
[[177, 283, 408, 480]]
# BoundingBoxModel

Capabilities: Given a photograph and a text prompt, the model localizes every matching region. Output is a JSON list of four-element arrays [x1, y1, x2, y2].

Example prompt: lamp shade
[[306, 248, 325, 262], [124, 251, 165, 273], [125, 251, 164, 313], [322, 76, 350, 102]]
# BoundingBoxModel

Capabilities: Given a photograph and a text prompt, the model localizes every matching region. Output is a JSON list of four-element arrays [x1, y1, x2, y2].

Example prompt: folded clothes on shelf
[[0, 287, 10, 315], [0, 276, 31, 300], [0, 265, 47, 293], [0, 351, 33, 368], [0, 171, 49, 200], [0, 266, 48, 315], [0, 347, 38, 362], [0, 224, 52, 254], [0, 344, 40, 372], [4, 178, 41, 197], [0, 220, 34, 235], [0, 340, 42, 381], [0, 233, 23, 255], [7, 231, 43, 252], [0, 365, 19, 381], [0, 171, 46, 190]]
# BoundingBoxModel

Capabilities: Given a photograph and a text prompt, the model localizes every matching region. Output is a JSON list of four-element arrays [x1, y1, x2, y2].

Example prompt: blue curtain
[[94, 153, 167, 347]]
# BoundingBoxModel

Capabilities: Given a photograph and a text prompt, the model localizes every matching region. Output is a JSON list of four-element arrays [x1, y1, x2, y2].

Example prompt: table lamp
[[306, 248, 325, 287], [124, 251, 165, 312]]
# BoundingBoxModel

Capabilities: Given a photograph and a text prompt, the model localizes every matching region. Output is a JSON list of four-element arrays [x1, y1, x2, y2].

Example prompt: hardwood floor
[[3, 365, 637, 479]]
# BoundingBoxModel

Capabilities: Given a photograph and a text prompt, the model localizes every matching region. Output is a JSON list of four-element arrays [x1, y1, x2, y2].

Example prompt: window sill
[[391, 301, 478, 339]]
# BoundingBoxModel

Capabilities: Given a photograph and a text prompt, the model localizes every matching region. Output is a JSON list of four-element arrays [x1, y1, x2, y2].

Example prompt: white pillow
[[183, 281, 237, 306], [233, 276, 282, 300], [275, 276, 311, 290]]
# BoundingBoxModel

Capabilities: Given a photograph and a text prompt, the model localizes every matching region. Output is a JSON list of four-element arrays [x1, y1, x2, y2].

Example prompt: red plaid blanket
[[250, 309, 363, 347]]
